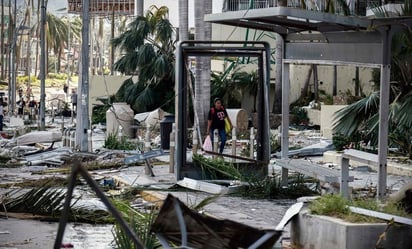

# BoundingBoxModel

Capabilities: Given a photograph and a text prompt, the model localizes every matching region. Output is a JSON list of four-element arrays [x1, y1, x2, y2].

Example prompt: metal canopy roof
[[205, 7, 412, 35], [204, 7, 412, 199]]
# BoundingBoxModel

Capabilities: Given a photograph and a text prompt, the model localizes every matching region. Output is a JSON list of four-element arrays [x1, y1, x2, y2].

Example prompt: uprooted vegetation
[[193, 153, 319, 199]]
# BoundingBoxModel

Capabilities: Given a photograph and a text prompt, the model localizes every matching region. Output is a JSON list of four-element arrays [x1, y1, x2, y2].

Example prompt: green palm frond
[[397, 92, 412, 128], [153, 55, 169, 78], [113, 5, 176, 113], [333, 91, 380, 136], [115, 78, 135, 101], [111, 200, 160, 249], [112, 51, 140, 74], [156, 19, 174, 43], [137, 44, 156, 65]]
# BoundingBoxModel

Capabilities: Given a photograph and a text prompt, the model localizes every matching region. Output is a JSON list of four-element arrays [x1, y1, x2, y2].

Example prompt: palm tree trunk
[[35, 0, 40, 77], [194, 0, 212, 133], [297, 66, 313, 102], [273, 33, 283, 114], [25, 1, 31, 79], [333, 65, 337, 96], [355, 66, 360, 96], [178, 0, 188, 41], [273, 0, 288, 114], [313, 64, 318, 101], [1, 1, 4, 79], [110, 10, 114, 75]]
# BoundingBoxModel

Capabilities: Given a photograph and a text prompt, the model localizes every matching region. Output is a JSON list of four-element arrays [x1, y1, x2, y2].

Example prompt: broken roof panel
[[205, 7, 372, 34], [151, 194, 281, 249]]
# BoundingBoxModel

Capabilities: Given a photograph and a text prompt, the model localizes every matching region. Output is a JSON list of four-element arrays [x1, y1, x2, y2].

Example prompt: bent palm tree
[[112, 5, 176, 113]]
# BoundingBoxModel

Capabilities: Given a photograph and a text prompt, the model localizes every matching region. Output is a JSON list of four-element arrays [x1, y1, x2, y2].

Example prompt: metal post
[[175, 42, 185, 181], [340, 157, 350, 199], [170, 123, 175, 173], [249, 127, 254, 159], [10, 0, 17, 115], [192, 125, 198, 154], [88, 129, 92, 152], [145, 123, 151, 152], [66, 15, 71, 103], [231, 128, 236, 163], [70, 130, 76, 149], [376, 27, 395, 199], [281, 62, 290, 186], [118, 126, 123, 139], [39, 0, 46, 130], [77, 0, 90, 151], [213, 129, 218, 158]]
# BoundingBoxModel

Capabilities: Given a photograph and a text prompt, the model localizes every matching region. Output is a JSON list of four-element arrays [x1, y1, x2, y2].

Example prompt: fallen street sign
[[124, 149, 165, 165]]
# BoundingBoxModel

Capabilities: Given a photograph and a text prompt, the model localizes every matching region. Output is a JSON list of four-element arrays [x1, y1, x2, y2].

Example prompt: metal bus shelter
[[175, 40, 271, 181], [204, 6, 412, 198]]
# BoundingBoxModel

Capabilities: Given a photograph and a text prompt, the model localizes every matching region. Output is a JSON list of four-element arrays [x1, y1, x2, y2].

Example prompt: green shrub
[[92, 105, 110, 124], [290, 106, 309, 125], [310, 194, 350, 217], [332, 133, 350, 151], [104, 133, 137, 150]]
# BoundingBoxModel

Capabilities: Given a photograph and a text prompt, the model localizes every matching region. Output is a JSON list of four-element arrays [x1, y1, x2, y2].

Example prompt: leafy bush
[[92, 105, 110, 124], [104, 133, 137, 150], [290, 106, 309, 125], [332, 133, 351, 151]]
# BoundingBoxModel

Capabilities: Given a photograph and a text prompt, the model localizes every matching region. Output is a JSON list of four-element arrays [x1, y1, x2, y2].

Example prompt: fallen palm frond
[[111, 199, 160, 249], [193, 153, 242, 180], [0, 176, 68, 188], [32, 159, 133, 175], [0, 184, 114, 224]]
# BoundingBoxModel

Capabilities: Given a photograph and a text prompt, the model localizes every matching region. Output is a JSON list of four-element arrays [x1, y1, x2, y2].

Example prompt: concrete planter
[[290, 209, 412, 249]]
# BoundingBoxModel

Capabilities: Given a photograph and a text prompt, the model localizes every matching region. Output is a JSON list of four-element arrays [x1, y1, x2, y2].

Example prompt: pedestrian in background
[[71, 89, 77, 113], [207, 97, 232, 154]]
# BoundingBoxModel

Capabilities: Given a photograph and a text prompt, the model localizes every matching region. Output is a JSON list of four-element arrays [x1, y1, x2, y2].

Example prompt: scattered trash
[[61, 243, 74, 248]]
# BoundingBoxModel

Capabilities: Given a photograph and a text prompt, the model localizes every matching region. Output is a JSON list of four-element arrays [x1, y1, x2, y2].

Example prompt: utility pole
[[7, 0, 11, 111], [9, 0, 17, 115], [76, 0, 90, 151], [39, 0, 46, 130], [1, 1, 5, 80]]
